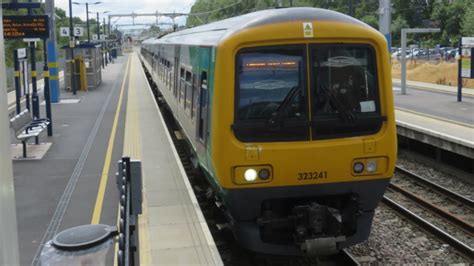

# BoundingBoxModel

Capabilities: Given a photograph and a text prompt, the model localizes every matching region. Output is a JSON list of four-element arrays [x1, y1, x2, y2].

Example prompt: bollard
[[40, 224, 117, 266]]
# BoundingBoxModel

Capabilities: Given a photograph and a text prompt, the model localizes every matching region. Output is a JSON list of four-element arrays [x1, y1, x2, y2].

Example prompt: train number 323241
[[297, 171, 328, 180]]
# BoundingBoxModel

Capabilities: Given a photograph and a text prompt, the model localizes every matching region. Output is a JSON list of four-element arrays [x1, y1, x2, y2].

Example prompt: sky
[[53, 0, 195, 30]]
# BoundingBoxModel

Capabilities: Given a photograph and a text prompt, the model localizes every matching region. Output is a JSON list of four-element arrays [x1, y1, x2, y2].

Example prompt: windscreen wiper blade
[[319, 82, 356, 124], [268, 86, 300, 125]]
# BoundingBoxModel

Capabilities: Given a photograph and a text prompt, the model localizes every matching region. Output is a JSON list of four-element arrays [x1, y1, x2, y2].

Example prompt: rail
[[395, 166, 474, 208], [382, 196, 474, 260]]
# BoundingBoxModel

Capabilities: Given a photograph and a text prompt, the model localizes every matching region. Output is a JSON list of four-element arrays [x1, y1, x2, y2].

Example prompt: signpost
[[2, 15, 49, 39]]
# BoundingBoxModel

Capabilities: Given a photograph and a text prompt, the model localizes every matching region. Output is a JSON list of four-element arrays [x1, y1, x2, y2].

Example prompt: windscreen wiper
[[319, 82, 356, 124], [268, 86, 300, 125]]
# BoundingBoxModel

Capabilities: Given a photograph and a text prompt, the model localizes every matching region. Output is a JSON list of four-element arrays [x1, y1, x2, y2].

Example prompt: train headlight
[[352, 157, 387, 176], [258, 169, 270, 180], [353, 162, 364, 174], [234, 166, 272, 185], [244, 169, 258, 182], [366, 161, 377, 173]]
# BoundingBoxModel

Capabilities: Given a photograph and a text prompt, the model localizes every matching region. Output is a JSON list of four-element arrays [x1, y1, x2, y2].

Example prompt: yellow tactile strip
[[122, 53, 151, 265]]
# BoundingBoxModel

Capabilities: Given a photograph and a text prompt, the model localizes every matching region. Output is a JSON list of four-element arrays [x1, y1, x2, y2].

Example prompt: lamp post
[[72, 1, 102, 43], [103, 17, 108, 65], [95, 11, 109, 68], [68, 0, 77, 95]]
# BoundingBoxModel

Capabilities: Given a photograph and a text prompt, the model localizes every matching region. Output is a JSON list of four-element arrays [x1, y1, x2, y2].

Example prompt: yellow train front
[[141, 7, 397, 256]]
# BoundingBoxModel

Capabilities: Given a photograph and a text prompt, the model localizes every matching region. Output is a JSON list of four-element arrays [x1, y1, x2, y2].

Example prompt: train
[[140, 7, 397, 256]]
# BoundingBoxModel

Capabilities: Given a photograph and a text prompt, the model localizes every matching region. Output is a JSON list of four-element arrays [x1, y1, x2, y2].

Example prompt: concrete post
[[401, 28, 407, 94], [400, 28, 440, 95], [378, 0, 391, 50], [0, 8, 21, 265]]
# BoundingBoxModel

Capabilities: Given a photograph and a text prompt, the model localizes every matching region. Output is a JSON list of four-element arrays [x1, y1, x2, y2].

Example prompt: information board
[[3, 15, 49, 39], [461, 37, 474, 79], [461, 48, 473, 79]]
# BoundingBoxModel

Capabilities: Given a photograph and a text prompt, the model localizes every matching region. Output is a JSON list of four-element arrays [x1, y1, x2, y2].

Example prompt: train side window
[[164, 60, 168, 86], [191, 74, 198, 118], [166, 61, 171, 90], [169, 62, 174, 91], [179, 68, 185, 101], [185, 71, 192, 113], [159, 58, 163, 78], [198, 71, 208, 141]]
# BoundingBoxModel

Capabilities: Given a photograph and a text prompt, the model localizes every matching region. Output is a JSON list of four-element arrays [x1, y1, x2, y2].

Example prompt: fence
[[5, 57, 66, 92]]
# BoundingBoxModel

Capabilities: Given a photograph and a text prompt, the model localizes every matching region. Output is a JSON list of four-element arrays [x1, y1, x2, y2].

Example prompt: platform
[[14, 56, 127, 266], [392, 82, 474, 158], [11, 51, 221, 265], [125, 53, 222, 265]]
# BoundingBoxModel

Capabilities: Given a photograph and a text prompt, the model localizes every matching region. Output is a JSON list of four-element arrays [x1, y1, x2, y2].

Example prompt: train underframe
[[220, 179, 390, 256]]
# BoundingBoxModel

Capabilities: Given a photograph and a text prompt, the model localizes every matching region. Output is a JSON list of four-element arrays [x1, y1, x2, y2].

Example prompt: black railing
[[116, 157, 143, 266]]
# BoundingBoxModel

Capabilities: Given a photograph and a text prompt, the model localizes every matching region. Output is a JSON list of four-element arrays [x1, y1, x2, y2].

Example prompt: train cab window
[[310, 45, 383, 139], [185, 71, 192, 111], [234, 45, 309, 142]]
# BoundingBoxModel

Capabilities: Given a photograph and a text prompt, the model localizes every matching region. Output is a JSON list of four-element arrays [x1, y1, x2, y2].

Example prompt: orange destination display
[[3, 15, 49, 39]]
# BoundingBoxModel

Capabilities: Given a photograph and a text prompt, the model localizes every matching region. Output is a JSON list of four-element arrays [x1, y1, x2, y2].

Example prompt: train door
[[195, 47, 211, 168]]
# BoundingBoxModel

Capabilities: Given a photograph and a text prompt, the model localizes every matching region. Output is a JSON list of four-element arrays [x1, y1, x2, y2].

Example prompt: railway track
[[395, 166, 474, 209], [384, 166, 474, 261], [142, 61, 360, 266]]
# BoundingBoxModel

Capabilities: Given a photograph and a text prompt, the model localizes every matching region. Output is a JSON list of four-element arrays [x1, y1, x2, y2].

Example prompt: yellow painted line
[[31, 71, 37, 77], [48, 62, 58, 68], [91, 56, 131, 224], [43, 71, 50, 78]]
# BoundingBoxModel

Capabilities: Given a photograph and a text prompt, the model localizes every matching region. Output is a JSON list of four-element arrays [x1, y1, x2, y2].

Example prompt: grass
[[391, 61, 474, 89]]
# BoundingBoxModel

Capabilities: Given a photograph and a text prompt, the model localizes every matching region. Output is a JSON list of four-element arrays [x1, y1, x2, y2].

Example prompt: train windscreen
[[233, 44, 383, 142]]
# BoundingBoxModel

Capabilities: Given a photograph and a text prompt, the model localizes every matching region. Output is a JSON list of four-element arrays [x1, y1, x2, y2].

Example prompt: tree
[[461, 5, 474, 36], [431, 0, 469, 45], [361, 15, 378, 29], [391, 16, 409, 46]]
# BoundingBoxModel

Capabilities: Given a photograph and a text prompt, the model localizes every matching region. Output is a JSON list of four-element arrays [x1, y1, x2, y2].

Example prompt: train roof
[[143, 7, 369, 47]]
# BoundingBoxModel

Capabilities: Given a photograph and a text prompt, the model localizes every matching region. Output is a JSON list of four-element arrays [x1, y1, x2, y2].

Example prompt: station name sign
[[3, 15, 49, 39]]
